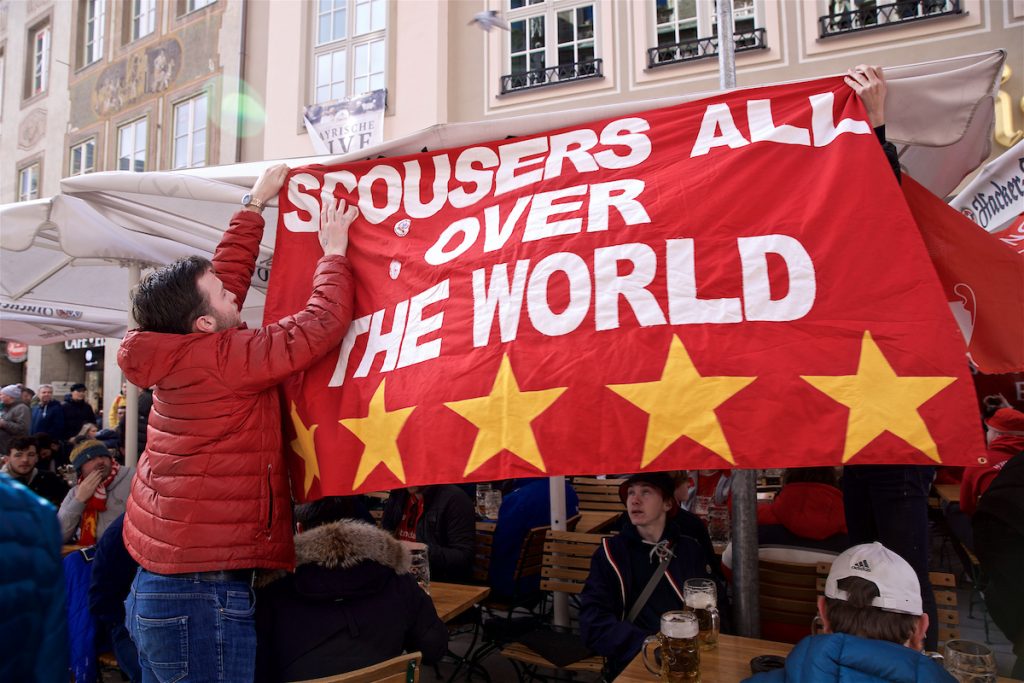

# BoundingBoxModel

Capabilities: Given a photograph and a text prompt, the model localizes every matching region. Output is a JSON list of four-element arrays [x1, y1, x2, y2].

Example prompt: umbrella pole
[[124, 262, 141, 467], [716, 0, 760, 638], [550, 476, 569, 628]]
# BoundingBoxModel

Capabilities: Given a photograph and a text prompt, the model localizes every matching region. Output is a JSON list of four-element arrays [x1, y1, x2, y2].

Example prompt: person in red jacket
[[960, 407, 1024, 517], [119, 164, 359, 682]]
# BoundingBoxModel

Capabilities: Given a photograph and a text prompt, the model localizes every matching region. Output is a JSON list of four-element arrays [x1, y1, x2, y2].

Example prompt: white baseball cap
[[825, 542, 923, 616]]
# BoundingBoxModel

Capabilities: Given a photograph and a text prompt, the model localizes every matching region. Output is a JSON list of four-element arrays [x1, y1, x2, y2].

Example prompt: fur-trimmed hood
[[258, 520, 410, 591]]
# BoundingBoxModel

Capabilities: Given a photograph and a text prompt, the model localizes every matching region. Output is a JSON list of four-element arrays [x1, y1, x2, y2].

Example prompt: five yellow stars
[[445, 354, 566, 477], [289, 401, 321, 496], [802, 331, 955, 463], [608, 335, 755, 467], [340, 378, 415, 489]]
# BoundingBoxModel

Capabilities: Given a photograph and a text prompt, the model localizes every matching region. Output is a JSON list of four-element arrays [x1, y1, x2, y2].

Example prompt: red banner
[[902, 175, 1024, 374], [266, 77, 986, 499]]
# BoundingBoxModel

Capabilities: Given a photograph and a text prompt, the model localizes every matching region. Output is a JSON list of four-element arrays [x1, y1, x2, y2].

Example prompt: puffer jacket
[[255, 520, 448, 682], [758, 482, 847, 541], [742, 633, 955, 683], [119, 211, 355, 573], [0, 476, 68, 683]]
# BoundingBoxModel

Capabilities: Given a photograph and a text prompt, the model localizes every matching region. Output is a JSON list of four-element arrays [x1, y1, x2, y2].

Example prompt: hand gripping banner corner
[[265, 76, 987, 499]]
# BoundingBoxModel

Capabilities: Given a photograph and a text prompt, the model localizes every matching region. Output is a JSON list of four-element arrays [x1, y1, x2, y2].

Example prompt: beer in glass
[[641, 611, 700, 682], [684, 578, 720, 650]]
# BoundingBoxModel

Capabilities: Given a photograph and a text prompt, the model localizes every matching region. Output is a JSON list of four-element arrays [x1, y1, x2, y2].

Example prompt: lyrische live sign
[[264, 76, 986, 499]]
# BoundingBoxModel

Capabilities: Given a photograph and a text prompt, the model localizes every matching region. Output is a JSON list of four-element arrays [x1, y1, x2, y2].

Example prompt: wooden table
[[576, 510, 620, 533], [616, 634, 1021, 682], [934, 484, 960, 505], [430, 582, 490, 623], [616, 634, 790, 681]]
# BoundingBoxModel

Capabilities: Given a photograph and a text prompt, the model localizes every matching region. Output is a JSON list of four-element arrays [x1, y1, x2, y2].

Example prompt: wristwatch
[[241, 193, 265, 213]]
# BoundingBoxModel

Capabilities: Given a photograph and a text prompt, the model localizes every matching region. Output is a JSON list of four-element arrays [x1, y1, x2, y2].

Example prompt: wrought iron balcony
[[647, 28, 767, 69], [819, 0, 962, 37], [500, 58, 603, 95]]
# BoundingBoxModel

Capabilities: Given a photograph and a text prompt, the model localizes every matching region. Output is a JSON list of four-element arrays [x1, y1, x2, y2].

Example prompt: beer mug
[[684, 578, 720, 651], [402, 541, 431, 594], [475, 483, 492, 518], [642, 611, 701, 682], [943, 639, 998, 682]]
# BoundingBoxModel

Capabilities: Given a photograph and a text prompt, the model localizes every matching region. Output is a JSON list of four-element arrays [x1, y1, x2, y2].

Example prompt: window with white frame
[[18, 164, 40, 201], [507, 1, 596, 78], [651, 0, 764, 66], [313, 0, 386, 104], [83, 0, 106, 66], [131, 0, 157, 40], [185, 0, 215, 13], [818, 0, 962, 37], [26, 22, 50, 97], [117, 118, 147, 172], [69, 139, 96, 176], [172, 93, 208, 169]]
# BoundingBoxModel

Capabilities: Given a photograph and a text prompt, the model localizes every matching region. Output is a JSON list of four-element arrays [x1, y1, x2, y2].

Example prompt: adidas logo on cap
[[851, 559, 872, 572]]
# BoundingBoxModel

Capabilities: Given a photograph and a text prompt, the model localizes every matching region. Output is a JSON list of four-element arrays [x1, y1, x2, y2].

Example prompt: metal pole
[[550, 476, 570, 628], [716, 0, 759, 638], [124, 262, 141, 467]]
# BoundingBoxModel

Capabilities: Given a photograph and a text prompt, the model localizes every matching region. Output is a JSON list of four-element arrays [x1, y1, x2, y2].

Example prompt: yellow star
[[607, 335, 755, 467], [801, 331, 955, 463], [340, 379, 415, 489], [289, 402, 320, 496], [445, 354, 566, 477]]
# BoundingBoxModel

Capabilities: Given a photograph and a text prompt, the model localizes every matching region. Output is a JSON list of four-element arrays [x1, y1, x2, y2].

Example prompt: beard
[[210, 308, 242, 332]]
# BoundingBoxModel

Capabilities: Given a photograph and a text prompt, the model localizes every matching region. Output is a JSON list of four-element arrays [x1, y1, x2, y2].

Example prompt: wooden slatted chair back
[[930, 571, 960, 644], [572, 477, 627, 513], [516, 525, 551, 581], [540, 530, 610, 595], [759, 559, 824, 628], [294, 651, 421, 683], [473, 524, 494, 583]]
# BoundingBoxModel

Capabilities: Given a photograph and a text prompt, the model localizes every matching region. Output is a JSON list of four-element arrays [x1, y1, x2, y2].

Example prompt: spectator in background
[[0, 476, 69, 683], [1, 436, 69, 507], [72, 422, 100, 446], [743, 543, 952, 683], [21, 386, 35, 406], [961, 407, 1024, 517], [31, 384, 65, 443], [88, 515, 140, 683], [107, 382, 127, 430], [32, 433, 60, 473], [255, 499, 447, 682], [489, 478, 579, 599], [382, 484, 476, 583], [57, 440, 133, 544], [62, 383, 96, 442], [0, 384, 31, 457]]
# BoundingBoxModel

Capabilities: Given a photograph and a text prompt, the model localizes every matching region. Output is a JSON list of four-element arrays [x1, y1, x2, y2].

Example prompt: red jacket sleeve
[[212, 210, 265, 309], [219, 254, 355, 393]]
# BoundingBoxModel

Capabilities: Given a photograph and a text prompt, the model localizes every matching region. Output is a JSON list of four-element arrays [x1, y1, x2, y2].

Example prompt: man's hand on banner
[[844, 64, 886, 128], [320, 198, 359, 257], [245, 164, 291, 213]]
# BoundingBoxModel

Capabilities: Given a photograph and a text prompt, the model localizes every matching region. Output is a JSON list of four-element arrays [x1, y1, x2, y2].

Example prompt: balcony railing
[[647, 28, 768, 69], [819, 0, 962, 37], [500, 58, 603, 95]]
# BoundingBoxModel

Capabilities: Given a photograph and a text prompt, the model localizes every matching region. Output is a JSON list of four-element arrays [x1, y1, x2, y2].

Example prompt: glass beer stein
[[684, 578, 720, 650], [943, 640, 998, 683], [642, 611, 701, 682]]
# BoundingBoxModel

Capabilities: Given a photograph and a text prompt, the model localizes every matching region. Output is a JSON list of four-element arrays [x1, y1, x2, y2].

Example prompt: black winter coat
[[381, 485, 476, 583], [255, 520, 448, 682]]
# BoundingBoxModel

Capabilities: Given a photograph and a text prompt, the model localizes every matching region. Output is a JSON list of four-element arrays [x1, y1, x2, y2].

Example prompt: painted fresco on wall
[[91, 39, 183, 117]]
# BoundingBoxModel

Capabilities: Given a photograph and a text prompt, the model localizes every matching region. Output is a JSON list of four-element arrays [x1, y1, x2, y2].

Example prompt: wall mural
[[92, 39, 183, 117]]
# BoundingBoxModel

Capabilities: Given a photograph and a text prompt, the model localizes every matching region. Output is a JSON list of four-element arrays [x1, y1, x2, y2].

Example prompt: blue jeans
[[125, 569, 256, 683], [842, 465, 938, 650]]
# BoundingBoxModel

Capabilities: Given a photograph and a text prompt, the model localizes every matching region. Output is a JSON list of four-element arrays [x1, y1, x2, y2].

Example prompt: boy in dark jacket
[[579, 472, 715, 677], [744, 543, 954, 683], [255, 497, 447, 682], [382, 484, 476, 583]]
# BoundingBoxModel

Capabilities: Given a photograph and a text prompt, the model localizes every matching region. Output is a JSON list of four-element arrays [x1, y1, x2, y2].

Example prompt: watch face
[[241, 192, 252, 206]]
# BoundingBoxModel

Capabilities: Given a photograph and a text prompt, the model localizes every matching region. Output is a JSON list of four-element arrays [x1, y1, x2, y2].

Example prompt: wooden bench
[[572, 477, 627, 513]]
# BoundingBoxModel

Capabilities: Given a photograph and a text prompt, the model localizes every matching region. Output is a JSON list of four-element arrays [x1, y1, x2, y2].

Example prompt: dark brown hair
[[131, 256, 212, 334], [824, 576, 919, 644]]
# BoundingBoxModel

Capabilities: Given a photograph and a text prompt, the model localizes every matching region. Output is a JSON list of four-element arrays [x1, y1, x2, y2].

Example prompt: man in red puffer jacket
[[119, 164, 358, 682], [960, 407, 1024, 517]]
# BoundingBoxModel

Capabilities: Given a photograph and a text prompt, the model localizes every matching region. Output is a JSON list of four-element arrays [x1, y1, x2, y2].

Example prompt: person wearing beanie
[[744, 542, 954, 682], [579, 472, 716, 678], [0, 384, 31, 457], [57, 440, 134, 544], [960, 407, 1024, 517]]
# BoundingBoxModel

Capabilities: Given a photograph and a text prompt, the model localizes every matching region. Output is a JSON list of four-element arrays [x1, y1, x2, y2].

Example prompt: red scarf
[[78, 461, 119, 546]]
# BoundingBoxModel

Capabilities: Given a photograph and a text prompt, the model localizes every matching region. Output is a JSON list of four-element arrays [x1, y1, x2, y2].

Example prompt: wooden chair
[[758, 559, 829, 644], [472, 522, 495, 583], [500, 530, 610, 679], [931, 571, 961, 645], [289, 652, 421, 683], [572, 477, 627, 513]]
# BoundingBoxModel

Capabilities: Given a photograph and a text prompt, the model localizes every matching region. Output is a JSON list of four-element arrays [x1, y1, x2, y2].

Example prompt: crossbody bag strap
[[626, 557, 671, 623]]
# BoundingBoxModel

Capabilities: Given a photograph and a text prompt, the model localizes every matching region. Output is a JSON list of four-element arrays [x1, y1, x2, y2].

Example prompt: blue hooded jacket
[[743, 633, 956, 683]]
